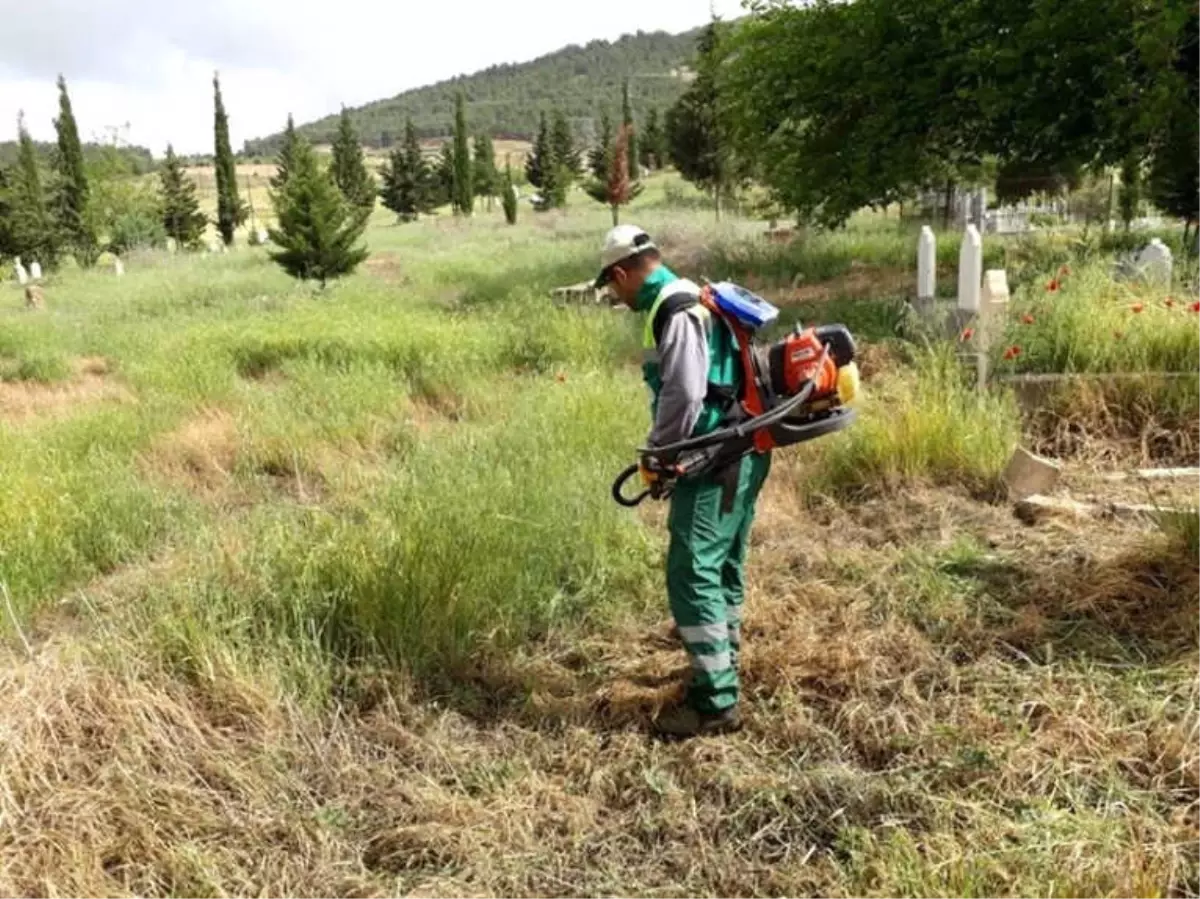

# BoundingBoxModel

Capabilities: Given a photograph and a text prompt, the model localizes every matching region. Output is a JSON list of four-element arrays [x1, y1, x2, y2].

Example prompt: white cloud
[[0, 0, 743, 155]]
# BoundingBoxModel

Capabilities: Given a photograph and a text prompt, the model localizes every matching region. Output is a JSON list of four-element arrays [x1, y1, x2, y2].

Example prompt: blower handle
[[611, 463, 652, 507]]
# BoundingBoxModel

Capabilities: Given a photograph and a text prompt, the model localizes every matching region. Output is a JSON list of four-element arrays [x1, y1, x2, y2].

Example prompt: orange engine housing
[[772, 327, 840, 398]]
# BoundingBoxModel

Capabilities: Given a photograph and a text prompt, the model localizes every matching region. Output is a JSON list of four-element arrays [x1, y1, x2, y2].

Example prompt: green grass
[[794, 345, 1020, 498], [996, 260, 1200, 375]]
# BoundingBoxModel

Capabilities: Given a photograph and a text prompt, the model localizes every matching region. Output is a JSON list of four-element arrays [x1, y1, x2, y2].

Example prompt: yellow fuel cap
[[836, 362, 860, 405]]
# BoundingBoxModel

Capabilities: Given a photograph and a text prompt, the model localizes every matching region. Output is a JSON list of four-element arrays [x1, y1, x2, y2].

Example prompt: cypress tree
[[268, 136, 368, 287], [622, 80, 640, 180], [1118, 152, 1142, 232], [270, 114, 300, 192], [501, 161, 518, 225], [9, 113, 59, 268], [212, 73, 246, 245], [159, 143, 207, 248], [451, 92, 473, 214], [434, 142, 455, 208], [551, 110, 580, 179], [589, 108, 613, 182], [330, 106, 376, 212], [52, 74, 97, 266], [525, 112, 550, 189], [472, 132, 497, 209], [0, 166, 13, 259]]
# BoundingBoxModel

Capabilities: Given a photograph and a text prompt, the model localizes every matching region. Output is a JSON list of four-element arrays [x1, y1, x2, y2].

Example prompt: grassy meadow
[[1, 173, 1197, 897]]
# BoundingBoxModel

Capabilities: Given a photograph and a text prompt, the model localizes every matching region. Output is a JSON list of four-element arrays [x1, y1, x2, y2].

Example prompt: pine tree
[[159, 144, 207, 248], [585, 124, 642, 226], [330, 106, 376, 213], [9, 113, 59, 268], [213, 73, 246, 245], [378, 147, 406, 219], [641, 106, 666, 171], [542, 158, 567, 210], [270, 114, 300, 192], [501, 161, 518, 225], [622, 80, 640, 180], [589, 107, 613, 182], [52, 75, 97, 266], [551, 110, 580, 179], [472, 132, 497, 209], [526, 112, 550, 189], [451, 92, 473, 214], [268, 136, 368, 287], [407, 118, 435, 214]]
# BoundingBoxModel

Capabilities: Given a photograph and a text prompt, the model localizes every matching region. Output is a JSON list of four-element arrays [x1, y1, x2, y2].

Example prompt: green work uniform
[[638, 267, 772, 714]]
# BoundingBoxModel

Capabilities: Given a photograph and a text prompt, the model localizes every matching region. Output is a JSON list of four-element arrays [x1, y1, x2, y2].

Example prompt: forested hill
[[0, 141, 154, 174], [243, 28, 701, 155]]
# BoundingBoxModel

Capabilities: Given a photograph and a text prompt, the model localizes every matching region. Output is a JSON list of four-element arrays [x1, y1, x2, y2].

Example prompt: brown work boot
[[653, 704, 741, 739]]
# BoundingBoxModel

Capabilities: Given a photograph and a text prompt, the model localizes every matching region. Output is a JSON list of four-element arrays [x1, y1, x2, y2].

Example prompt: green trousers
[[666, 451, 771, 714]]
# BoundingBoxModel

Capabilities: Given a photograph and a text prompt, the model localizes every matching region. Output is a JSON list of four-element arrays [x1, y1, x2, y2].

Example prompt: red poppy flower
[[1021, 314, 1035, 325], [1002, 345, 1021, 361], [1192, 301, 1200, 313], [959, 327, 975, 342], [1046, 279, 1059, 292], [1130, 302, 1144, 314]]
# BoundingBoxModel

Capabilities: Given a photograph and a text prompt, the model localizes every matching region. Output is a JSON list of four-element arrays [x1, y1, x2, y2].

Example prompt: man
[[595, 224, 771, 738]]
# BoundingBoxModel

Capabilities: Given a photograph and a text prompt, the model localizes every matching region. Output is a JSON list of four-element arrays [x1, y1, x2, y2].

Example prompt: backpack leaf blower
[[612, 281, 860, 508]]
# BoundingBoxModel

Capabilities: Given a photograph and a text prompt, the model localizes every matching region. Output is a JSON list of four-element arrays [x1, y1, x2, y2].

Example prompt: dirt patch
[[762, 266, 913, 306], [147, 409, 239, 495], [0, 358, 131, 423], [1020, 376, 1200, 467], [364, 252, 406, 284]]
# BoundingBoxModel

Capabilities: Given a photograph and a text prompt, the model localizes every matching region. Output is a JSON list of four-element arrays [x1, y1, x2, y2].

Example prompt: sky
[[0, 0, 744, 156]]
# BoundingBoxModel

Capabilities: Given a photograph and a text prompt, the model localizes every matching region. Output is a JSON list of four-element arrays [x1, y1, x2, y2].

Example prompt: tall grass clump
[[1157, 506, 1200, 560], [795, 345, 1019, 497], [140, 373, 655, 688], [997, 261, 1200, 375], [706, 225, 1004, 287]]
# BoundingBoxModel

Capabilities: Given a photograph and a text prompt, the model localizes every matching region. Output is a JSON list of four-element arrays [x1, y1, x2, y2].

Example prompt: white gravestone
[[166, 237, 177, 254], [114, 257, 125, 277], [15, 259, 28, 285], [29, 261, 42, 281], [917, 226, 936, 303], [957, 225, 982, 312], [1137, 238, 1172, 285]]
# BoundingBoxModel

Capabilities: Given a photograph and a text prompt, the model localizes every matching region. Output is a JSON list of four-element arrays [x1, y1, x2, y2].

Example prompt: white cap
[[594, 224, 657, 287]]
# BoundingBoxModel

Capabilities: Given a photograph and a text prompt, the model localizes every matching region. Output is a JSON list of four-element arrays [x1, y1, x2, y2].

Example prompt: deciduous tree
[[585, 123, 641, 225]]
